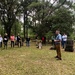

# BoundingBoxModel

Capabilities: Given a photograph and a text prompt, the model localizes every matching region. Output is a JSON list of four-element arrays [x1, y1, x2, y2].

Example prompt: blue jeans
[[62, 41, 66, 48], [26, 41, 30, 46]]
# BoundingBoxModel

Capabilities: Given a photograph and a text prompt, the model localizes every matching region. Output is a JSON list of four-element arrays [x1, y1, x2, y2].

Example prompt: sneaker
[[55, 56, 58, 58]]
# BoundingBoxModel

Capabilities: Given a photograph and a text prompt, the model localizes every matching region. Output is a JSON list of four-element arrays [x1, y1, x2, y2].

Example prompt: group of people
[[0, 33, 31, 49], [0, 30, 67, 60], [35, 35, 46, 49], [35, 30, 67, 60], [52, 32, 67, 49]]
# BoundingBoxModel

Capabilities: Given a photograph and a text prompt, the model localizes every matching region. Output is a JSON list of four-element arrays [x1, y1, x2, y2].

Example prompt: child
[[38, 41, 42, 49]]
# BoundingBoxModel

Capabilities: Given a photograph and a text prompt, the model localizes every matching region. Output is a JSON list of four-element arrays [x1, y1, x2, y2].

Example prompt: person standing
[[10, 34, 15, 48], [62, 33, 67, 48], [0, 34, 3, 48], [54, 30, 62, 60], [42, 36, 45, 44], [17, 34, 21, 47], [3, 33, 8, 49], [26, 36, 30, 47]]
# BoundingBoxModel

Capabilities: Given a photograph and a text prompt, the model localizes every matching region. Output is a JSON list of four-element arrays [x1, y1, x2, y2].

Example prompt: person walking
[[3, 33, 8, 49], [54, 30, 62, 60], [0, 34, 3, 48], [62, 33, 67, 48], [10, 34, 15, 48]]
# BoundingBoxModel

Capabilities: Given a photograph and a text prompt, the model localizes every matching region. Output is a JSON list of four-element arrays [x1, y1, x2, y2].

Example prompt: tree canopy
[[0, 0, 75, 38]]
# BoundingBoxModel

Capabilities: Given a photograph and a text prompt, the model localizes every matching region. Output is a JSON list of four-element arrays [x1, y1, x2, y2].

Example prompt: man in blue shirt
[[54, 30, 62, 60]]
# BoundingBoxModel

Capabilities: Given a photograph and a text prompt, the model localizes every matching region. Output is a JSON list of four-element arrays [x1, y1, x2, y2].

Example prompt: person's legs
[[13, 41, 14, 47], [17, 42, 19, 47], [4, 42, 7, 49], [26, 41, 29, 47], [55, 45, 59, 57], [20, 42, 21, 47], [64, 41, 66, 49], [11, 41, 12, 47], [55, 44, 61, 60], [6, 42, 7, 49], [4, 42, 6, 49], [11, 41, 14, 47]]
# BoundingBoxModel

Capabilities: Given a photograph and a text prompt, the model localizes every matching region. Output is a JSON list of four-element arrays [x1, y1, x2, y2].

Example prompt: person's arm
[[54, 39, 61, 42], [54, 35, 61, 42]]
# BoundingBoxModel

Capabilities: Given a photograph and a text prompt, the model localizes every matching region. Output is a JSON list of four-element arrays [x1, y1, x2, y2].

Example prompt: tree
[[51, 7, 74, 35], [28, 0, 74, 37], [20, 0, 38, 38], [0, 0, 21, 37], [11, 20, 22, 36]]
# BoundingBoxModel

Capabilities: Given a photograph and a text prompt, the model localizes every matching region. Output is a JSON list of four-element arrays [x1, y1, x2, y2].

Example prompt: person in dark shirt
[[17, 34, 21, 47], [26, 36, 30, 47], [3, 33, 8, 49]]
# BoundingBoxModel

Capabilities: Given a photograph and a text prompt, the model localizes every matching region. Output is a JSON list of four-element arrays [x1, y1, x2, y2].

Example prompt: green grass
[[0, 43, 75, 75]]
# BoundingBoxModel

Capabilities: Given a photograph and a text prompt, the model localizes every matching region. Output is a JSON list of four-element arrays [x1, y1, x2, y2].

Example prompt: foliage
[[0, 0, 75, 38], [0, 0, 21, 37], [28, 0, 74, 37], [32, 7, 74, 37], [46, 31, 53, 39], [0, 23, 4, 36], [11, 20, 22, 36], [51, 7, 74, 35]]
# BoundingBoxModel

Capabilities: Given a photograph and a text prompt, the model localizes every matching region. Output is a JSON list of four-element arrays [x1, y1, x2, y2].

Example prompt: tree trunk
[[24, 13, 26, 39], [6, 28, 11, 38], [24, 10, 28, 39], [4, 25, 11, 38]]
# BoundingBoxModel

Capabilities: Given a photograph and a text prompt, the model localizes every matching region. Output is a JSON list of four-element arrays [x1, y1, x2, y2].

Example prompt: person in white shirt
[[0, 34, 3, 48], [62, 33, 67, 48]]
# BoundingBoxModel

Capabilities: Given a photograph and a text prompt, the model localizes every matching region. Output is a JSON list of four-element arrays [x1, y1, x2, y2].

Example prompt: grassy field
[[0, 42, 75, 75]]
